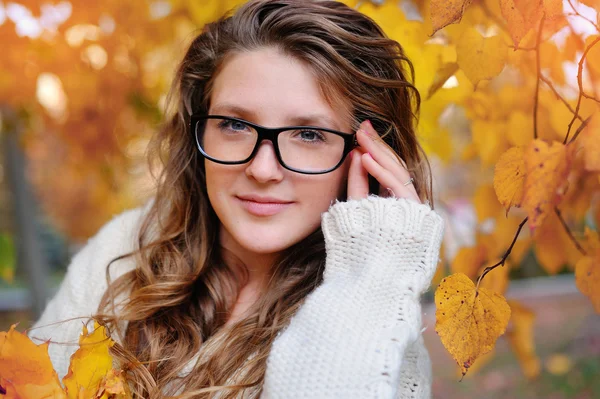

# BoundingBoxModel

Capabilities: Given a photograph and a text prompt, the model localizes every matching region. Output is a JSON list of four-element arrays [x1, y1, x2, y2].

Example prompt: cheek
[[299, 168, 349, 211]]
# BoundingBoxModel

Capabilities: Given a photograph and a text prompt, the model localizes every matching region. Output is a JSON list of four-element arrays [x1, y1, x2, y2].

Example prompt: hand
[[347, 120, 421, 204]]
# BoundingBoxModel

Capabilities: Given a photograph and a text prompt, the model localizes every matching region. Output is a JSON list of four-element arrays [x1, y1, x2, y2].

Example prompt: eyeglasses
[[190, 115, 357, 174]]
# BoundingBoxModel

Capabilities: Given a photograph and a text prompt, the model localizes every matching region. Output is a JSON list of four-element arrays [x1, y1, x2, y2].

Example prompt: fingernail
[[366, 120, 373, 129]]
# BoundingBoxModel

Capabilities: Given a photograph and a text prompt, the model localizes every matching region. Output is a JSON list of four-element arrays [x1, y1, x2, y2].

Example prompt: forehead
[[208, 47, 352, 131]]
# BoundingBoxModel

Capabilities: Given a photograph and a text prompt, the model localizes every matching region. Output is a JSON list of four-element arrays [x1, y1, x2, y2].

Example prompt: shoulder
[[54, 197, 155, 305], [89, 197, 155, 254]]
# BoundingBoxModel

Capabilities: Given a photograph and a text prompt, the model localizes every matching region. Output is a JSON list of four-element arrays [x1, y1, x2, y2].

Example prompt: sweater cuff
[[322, 195, 443, 243]]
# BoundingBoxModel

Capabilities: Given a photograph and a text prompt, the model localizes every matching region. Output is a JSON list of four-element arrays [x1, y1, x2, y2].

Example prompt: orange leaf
[[435, 273, 511, 376], [494, 146, 526, 214], [500, 0, 542, 48], [523, 140, 572, 232], [429, 0, 474, 35], [507, 300, 541, 379], [0, 325, 66, 398]]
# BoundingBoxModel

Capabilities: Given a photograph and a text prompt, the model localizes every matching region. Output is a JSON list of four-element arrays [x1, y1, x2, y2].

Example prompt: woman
[[30, 0, 444, 397]]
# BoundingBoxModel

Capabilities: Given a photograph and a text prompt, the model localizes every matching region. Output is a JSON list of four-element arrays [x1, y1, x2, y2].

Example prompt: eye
[[296, 129, 327, 143], [217, 119, 251, 132]]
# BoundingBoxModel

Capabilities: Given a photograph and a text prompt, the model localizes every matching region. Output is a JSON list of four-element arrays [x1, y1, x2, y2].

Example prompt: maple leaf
[[0, 325, 66, 399], [494, 146, 526, 214], [456, 27, 508, 87], [63, 322, 120, 399], [435, 273, 511, 376], [506, 300, 541, 379], [429, 0, 474, 35]]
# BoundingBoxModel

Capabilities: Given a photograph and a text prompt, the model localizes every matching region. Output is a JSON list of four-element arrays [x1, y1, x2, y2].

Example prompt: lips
[[237, 194, 293, 204], [236, 195, 294, 216]]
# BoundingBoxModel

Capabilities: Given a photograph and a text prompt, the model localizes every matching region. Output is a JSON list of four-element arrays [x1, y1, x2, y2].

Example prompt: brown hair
[[94, 1, 433, 397]]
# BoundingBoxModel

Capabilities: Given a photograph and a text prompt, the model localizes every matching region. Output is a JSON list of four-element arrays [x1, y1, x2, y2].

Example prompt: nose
[[245, 140, 285, 182]]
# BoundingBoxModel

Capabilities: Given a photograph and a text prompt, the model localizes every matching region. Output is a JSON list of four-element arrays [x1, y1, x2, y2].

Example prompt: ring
[[403, 177, 414, 186]]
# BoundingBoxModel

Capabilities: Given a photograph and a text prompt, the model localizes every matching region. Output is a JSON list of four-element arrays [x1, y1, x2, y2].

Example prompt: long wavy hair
[[94, 1, 433, 397]]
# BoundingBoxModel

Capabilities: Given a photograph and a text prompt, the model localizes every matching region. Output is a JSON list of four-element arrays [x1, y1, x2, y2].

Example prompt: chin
[[238, 234, 297, 254]]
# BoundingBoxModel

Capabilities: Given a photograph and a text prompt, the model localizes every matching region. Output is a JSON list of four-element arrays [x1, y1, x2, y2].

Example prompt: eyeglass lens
[[196, 117, 346, 173]]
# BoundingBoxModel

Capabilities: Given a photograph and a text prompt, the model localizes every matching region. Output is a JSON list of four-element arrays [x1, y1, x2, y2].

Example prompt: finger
[[357, 129, 418, 198], [361, 153, 421, 203], [347, 149, 369, 200], [356, 125, 409, 182], [359, 120, 405, 165]]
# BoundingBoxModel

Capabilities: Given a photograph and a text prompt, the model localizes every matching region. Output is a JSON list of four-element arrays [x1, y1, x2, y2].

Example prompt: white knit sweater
[[29, 195, 444, 398]]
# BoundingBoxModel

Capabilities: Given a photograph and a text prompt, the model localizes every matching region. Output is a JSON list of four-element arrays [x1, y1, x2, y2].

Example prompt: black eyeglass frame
[[190, 114, 358, 175]]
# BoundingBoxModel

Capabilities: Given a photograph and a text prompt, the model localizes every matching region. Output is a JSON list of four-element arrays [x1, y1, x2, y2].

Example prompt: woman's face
[[204, 47, 352, 264]]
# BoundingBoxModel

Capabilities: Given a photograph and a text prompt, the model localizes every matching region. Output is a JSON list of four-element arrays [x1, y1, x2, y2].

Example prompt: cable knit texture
[[29, 195, 444, 398]]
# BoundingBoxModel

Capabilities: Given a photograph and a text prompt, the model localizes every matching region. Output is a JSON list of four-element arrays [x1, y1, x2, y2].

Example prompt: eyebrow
[[210, 102, 342, 131]]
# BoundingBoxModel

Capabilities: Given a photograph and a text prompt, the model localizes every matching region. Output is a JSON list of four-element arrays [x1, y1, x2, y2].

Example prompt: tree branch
[[476, 217, 528, 289], [554, 207, 587, 256], [567, 0, 600, 32], [567, 114, 593, 145], [539, 75, 584, 122], [564, 36, 600, 144]]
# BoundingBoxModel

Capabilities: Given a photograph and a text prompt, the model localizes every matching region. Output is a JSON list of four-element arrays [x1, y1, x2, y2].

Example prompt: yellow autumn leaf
[[0, 325, 66, 399], [575, 248, 600, 313], [97, 369, 130, 399], [478, 259, 510, 295], [429, 0, 474, 35], [63, 322, 116, 399], [427, 62, 459, 100], [471, 119, 510, 166], [456, 27, 508, 86], [523, 139, 572, 232], [507, 300, 541, 379], [474, 184, 503, 222], [450, 245, 486, 280], [494, 146, 526, 213], [435, 273, 511, 376], [506, 112, 534, 147], [580, 117, 600, 172]]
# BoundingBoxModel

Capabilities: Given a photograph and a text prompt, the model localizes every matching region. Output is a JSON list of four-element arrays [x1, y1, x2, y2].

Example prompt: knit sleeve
[[260, 195, 444, 399], [26, 203, 149, 380]]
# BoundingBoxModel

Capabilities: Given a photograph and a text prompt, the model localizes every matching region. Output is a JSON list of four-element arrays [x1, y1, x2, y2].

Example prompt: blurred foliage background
[[0, 0, 599, 398]]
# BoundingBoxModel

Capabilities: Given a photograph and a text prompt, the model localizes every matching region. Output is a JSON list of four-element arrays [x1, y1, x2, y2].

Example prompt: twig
[[539, 75, 584, 122], [554, 207, 587, 256], [564, 36, 600, 144], [567, 114, 593, 145], [567, 0, 600, 32], [511, 46, 537, 51], [476, 217, 528, 289], [533, 13, 546, 140], [582, 92, 600, 104]]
